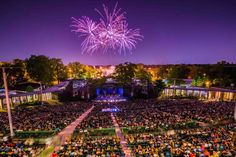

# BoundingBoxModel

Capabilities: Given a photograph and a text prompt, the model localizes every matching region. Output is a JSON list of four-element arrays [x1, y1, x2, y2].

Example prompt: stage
[[94, 82, 127, 102], [93, 94, 127, 102]]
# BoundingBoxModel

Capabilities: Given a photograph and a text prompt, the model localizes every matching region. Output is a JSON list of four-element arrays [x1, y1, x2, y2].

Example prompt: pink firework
[[71, 17, 102, 53], [71, 3, 143, 54]]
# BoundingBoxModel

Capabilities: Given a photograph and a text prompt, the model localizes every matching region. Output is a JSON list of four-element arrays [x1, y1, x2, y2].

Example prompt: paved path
[[44, 105, 94, 156], [111, 113, 132, 157]]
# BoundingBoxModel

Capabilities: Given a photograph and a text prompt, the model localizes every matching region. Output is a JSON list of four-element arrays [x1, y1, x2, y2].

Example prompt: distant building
[[0, 89, 52, 109], [45, 79, 89, 100], [0, 79, 89, 109], [163, 87, 236, 101]]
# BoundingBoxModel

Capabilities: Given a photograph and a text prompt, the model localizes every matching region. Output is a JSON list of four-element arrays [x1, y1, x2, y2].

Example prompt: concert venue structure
[[1, 0, 236, 156], [1, 77, 236, 110], [94, 78, 127, 102]]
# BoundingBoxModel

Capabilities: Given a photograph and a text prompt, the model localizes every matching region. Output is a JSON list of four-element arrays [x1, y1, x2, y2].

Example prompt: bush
[[15, 101, 44, 109], [171, 121, 199, 130], [89, 128, 116, 136], [15, 131, 55, 138], [122, 126, 161, 134], [25, 86, 34, 92]]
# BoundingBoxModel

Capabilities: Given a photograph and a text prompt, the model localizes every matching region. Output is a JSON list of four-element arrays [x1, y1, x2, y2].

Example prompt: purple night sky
[[0, 0, 236, 65]]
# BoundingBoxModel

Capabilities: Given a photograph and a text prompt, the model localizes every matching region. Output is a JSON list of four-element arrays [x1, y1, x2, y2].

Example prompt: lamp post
[[2, 67, 14, 137]]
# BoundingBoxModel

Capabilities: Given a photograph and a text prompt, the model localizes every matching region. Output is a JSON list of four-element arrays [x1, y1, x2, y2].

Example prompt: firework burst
[[71, 3, 143, 54]]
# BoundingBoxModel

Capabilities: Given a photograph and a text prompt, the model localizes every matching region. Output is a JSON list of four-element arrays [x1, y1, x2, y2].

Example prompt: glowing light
[[71, 3, 143, 54], [205, 80, 211, 88]]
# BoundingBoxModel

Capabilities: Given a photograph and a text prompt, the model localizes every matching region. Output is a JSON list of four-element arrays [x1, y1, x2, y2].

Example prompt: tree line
[[114, 61, 236, 88], [0, 55, 235, 89], [0, 55, 99, 87]]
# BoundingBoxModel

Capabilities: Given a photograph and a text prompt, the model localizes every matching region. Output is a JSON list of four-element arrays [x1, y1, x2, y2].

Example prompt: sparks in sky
[[71, 3, 143, 54]]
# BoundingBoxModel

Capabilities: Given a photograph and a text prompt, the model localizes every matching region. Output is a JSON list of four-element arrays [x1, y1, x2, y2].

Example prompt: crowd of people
[[0, 139, 45, 157], [114, 99, 235, 156], [78, 104, 113, 131], [156, 100, 235, 124], [0, 102, 92, 134], [57, 135, 124, 157], [0, 98, 235, 156], [0, 102, 94, 156], [54, 99, 235, 156], [56, 104, 123, 156], [115, 99, 235, 129], [125, 125, 235, 156]]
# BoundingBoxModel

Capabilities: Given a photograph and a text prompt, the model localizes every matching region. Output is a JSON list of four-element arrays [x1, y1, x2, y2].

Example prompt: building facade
[[0, 91, 54, 109], [163, 87, 236, 101]]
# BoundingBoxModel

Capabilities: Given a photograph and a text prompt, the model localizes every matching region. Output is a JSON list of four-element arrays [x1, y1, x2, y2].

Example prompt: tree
[[25, 85, 34, 92], [82, 65, 99, 79], [67, 62, 86, 79], [157, 65, 170, 79], [50, 58, 67, 84], [146, 67, 159, 81], [168, 64, 190, 79], [209, 62, 235, 87], [26, 55, 54, 85], [11, 59, 29, 84], [155, 79, 166, 97], [167, 64, 190, 85], [0, 62, 12, 87], [192, 76, 204, 87], [113, 62, 137, 84], [0, 60, 28, 87], [135, 65, 152, 84], [67, 62, 99, 79]]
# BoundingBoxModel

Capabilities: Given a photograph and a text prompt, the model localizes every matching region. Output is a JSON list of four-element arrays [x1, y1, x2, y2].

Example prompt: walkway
[[111, 113, 132, 157], [41, 105, 94, 157]]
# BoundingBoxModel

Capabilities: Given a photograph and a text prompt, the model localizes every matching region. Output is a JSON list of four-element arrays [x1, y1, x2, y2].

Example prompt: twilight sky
[[0, 0, 236, 65]]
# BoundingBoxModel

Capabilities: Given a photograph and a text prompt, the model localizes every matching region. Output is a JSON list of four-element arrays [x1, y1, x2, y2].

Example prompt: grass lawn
[[39, 146, 55, 157], [0, 109, 6, 112]]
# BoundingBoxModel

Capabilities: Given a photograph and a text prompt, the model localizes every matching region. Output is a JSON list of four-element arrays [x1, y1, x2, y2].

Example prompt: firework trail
[[71, 3, 143, 54]]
